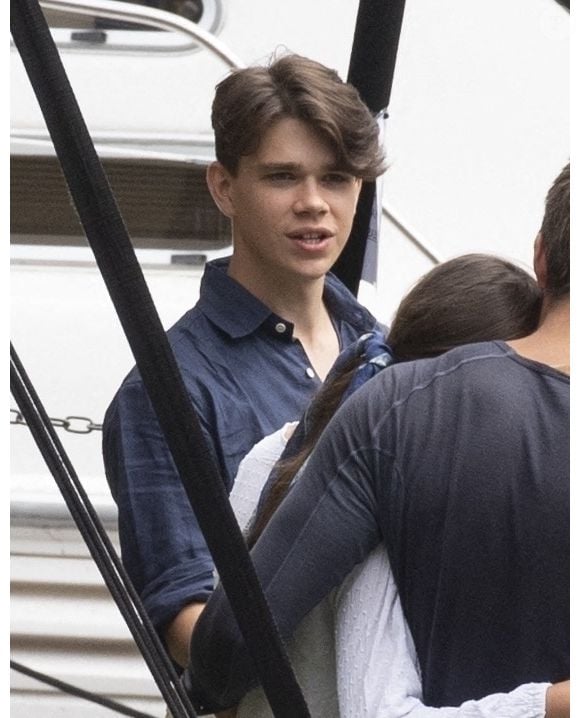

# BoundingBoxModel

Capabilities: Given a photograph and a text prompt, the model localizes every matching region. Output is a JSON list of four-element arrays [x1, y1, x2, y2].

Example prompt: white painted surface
[[10, 261, 205, 717], [11, 528, 170, 717]]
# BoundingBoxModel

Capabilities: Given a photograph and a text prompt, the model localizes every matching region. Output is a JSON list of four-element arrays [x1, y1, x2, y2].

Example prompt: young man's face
[[212, 117, 362, 289]]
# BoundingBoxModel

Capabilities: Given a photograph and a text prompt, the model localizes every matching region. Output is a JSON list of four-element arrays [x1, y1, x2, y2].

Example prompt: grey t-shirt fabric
[[186, 341, 569, 712]]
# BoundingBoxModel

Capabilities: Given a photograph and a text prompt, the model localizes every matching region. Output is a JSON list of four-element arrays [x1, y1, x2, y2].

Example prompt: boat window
[[147, 1, 204, 25], [46, 1, 211, 28], [41, 0, 223, 52], [10, 154, 231, 260]]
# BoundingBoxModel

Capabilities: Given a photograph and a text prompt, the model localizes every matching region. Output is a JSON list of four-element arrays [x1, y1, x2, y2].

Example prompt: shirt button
[[306, 367, 316, 379], [275, 322, 286, 334]]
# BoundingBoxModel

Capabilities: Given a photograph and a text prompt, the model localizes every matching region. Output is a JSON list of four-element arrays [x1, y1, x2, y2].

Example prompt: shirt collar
[[198, 258, 286, 339], [198, 256, 372, 340], [321, 271, 377, 333]]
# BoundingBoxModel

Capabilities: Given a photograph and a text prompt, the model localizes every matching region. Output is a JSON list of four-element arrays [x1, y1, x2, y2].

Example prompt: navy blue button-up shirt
[[103, 257, 378, 631]]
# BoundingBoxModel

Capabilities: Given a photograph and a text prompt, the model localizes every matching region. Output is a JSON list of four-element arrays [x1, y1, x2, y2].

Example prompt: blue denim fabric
[[102, 257, 378, 631], [186, 342, 569, 712]]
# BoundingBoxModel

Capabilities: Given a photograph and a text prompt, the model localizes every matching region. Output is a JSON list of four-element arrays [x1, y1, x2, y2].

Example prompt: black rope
[[10, 661, 156, 718], [10, 345, 196, 718], [10, 1, 310, 715], [332, 0, 406, 295]]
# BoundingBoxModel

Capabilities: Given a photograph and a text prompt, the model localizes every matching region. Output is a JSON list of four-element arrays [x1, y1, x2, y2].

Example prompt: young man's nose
[[293, 178, 329, 215]]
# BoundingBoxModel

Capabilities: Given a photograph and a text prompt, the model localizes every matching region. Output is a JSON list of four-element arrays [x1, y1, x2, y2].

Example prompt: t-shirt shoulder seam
[[371, 349, 518, 437]]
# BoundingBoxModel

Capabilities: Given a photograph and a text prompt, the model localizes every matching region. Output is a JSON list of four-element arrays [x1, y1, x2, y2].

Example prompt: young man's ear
[[533, 232, 549, 290], [206, 162, 236, 218]]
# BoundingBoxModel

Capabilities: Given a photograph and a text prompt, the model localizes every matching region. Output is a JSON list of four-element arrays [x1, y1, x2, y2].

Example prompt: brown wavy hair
[[247, 253, 541, 547], [212, 53, 386, 180]]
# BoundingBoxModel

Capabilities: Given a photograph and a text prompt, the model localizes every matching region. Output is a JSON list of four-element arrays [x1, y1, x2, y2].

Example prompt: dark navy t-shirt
[[187, 341, 569, 711], [368, 342, 570, 705]]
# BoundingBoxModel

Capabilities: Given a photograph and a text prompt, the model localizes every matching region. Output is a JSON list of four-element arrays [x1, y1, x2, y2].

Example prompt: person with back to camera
[[227, 253, 552, 717], [102, 53, 385, 669], [186, 163, 571, 718]]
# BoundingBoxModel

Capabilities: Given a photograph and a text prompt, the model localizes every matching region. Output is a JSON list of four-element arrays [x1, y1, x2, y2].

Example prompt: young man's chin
[[292, 249, 345, 275], [288, 260, 336, 283]]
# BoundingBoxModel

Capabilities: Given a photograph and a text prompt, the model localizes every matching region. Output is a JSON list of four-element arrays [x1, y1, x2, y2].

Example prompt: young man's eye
[[323, 173, 352, 185], [266, 172, 295, 182]]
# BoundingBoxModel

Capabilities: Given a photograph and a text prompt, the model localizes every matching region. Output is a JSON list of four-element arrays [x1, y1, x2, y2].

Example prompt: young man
[[103, 54, 385, 666], [186, 163, 570, 715]]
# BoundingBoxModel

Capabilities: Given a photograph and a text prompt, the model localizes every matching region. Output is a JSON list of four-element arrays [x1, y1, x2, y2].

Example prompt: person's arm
[[334, 546, 552, 718], [165, 603, 206, 667], [103, 379, 215, 642], [545, 681, 569, 718], [169, 427, 291, 679], [185, 391, 383, 711], [166, 424, 292, 670]]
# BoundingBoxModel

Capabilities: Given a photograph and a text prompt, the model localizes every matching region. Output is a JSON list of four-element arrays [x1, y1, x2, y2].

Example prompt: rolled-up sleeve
[[103, 377, 215, 631]]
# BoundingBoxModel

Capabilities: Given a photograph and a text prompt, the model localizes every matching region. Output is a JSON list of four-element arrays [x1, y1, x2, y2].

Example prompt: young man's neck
[[507, 296, 570, 374], [228, 258, 327, 327], [228, 259, 340, 380]]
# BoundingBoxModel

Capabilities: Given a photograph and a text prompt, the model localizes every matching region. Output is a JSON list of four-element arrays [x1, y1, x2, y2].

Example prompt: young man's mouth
[[287, 229, 334, 247]]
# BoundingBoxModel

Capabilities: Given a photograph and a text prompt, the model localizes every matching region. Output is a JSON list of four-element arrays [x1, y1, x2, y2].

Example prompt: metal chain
[[10, 408, 102, 434]]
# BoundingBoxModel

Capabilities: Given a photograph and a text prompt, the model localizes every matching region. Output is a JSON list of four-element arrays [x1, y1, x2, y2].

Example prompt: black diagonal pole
[[332, 0, 406, 295], [552, 0, 569, 11], [11, 343, 196, 718], [10, 1, 309, 715]]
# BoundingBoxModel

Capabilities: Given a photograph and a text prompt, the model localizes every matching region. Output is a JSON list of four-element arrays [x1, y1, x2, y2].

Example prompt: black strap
[[10, 1, 309, 715], [332, 0, 406, 295], [10, 344, 196, 718]]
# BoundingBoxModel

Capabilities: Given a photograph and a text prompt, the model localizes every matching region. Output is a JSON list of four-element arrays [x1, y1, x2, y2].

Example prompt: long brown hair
[[247, 254, 541, 547]]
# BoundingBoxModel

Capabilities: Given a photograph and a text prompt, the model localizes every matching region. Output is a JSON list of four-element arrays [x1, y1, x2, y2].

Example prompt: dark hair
[[247, 253, 541, 547], [389, 253, 541, 360], [211, 53, 386, 180], [540, 162, 569, 297]]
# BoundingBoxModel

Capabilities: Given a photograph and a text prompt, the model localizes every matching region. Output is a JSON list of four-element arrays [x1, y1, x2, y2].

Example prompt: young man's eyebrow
[[256, 162, 347, 172], [256, 162, 301, 172]]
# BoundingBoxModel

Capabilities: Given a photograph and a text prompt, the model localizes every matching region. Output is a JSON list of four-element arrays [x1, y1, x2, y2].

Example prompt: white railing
[[38, 0, 245, 66], [382, 203, 442, 265]]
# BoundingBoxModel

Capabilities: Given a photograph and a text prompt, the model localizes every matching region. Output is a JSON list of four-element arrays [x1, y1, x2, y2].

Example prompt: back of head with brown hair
[[389, 253, 542, 360], [211, 53, 386, 180], [539, 162, 570, 298]]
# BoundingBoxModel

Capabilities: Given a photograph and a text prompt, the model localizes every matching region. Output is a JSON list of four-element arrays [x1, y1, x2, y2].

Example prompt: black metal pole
[[552, 0, 569, 11], [332, 0, 406, 295], [10, 344, 196, 718], [10, 1, 310, 715]]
